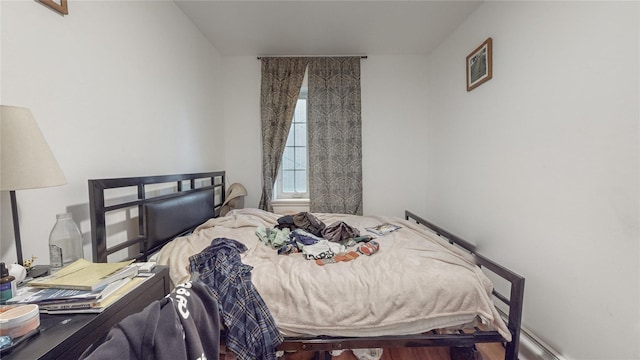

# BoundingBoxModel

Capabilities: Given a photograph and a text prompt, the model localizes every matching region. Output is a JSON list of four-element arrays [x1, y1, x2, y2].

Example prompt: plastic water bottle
[[49, 213, 84, 273]]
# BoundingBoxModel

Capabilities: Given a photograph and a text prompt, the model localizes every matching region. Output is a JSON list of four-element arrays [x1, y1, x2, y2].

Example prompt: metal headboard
[[88, 171, 225, 263]]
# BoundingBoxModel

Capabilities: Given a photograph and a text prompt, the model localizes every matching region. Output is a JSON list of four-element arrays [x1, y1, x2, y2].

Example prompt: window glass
[[276, 93, 308, 199]]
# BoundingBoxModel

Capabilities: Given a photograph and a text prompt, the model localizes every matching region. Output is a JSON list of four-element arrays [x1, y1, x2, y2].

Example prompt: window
[[275, 89, 308, 199]]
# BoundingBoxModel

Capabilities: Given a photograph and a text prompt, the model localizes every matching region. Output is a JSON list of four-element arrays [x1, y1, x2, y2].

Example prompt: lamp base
[[27, 265, 50, 278]]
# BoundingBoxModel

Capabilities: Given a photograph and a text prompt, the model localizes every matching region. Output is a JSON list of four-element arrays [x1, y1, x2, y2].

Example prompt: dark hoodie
[[80, 281, 220, 360]]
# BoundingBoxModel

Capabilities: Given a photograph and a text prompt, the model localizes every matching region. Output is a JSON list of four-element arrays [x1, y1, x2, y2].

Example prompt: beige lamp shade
[[1, 105, 66, 191]]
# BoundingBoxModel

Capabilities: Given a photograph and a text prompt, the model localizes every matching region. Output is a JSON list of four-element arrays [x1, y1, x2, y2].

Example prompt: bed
[[88, 171, 524, 360]]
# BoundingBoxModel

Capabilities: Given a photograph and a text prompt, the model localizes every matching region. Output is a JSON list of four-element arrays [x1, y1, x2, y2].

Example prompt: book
[[39, 275, 153, 314], [365, 223, 401, 236], [37, 278, 133, 311], [28, 259, 138, 291], [7, 286, 103, 305]]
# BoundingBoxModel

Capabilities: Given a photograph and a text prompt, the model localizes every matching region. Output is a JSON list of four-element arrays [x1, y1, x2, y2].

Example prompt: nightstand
[[2, 266, 170, 360]]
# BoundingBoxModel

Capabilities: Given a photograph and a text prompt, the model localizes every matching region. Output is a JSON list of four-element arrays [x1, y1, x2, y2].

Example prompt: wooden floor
[[282, 343, 505, 360]]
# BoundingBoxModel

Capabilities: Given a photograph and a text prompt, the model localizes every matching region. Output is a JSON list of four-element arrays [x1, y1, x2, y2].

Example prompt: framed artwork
[[38, 0, 68, 15], [466, 38, 492, 91]]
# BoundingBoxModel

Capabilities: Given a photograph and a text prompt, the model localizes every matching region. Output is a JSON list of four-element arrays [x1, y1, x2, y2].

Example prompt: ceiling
[[174, 1, 482, 56]]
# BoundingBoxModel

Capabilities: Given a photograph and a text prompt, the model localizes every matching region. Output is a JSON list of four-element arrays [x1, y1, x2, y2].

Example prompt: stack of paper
[[28, 259, 138, 291], [7, 259, 152, 314]]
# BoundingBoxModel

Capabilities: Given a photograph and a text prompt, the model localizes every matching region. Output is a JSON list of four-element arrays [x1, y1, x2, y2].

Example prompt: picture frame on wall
[[38, 0, 68, 15], [466, 38, 492, 91]]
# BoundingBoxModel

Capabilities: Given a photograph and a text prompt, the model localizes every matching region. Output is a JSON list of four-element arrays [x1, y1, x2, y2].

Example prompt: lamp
[[1, 105, 66, 268]]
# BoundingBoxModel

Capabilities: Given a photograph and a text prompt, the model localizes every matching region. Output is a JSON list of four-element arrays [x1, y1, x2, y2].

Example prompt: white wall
[[361, 55, 430, 217], [222, 56, 262, 206], [222, 55, 430, 217], [426, 2, 639, 359], [0, 1, 224, 265]]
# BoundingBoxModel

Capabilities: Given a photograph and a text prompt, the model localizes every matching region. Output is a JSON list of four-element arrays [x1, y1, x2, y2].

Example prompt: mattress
[[155, 208, 511, 341]]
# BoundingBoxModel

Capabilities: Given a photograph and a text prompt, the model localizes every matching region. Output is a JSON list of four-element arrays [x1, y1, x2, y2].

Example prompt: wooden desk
[[3, 266, 170, 360]]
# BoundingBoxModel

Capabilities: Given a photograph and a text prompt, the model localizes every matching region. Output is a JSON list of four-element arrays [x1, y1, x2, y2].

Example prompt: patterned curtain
[[307, 57, 363, 215], [259, 57, 309, 211]]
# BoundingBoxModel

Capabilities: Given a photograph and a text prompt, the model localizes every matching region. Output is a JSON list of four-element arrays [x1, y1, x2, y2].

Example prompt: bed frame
[[88, 172, 524, 360]]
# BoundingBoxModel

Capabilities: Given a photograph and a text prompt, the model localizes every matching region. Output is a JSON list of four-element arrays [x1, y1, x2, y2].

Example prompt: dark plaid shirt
[[189, 238, 283, 360]]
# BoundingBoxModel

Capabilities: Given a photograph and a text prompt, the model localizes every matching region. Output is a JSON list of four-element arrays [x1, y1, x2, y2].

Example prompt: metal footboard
[[404, 210, 525, 359]]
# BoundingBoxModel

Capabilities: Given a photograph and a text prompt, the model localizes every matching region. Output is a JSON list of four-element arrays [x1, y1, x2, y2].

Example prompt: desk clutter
[[0, 260, 157, 354]]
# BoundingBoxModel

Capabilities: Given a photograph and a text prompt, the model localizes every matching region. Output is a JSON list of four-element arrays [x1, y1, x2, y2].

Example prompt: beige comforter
[[156, 208, 511, 341]]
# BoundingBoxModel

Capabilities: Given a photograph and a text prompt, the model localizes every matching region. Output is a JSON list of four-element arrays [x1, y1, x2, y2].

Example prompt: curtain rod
[[257, 56, 367, 60]]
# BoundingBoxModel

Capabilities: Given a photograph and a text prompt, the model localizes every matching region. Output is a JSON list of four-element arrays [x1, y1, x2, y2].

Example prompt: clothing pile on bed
[[255, 212, 380, 265]]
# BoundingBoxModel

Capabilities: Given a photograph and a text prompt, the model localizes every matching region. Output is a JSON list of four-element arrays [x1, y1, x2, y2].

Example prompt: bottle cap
[[0, 263, 7, 278]]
